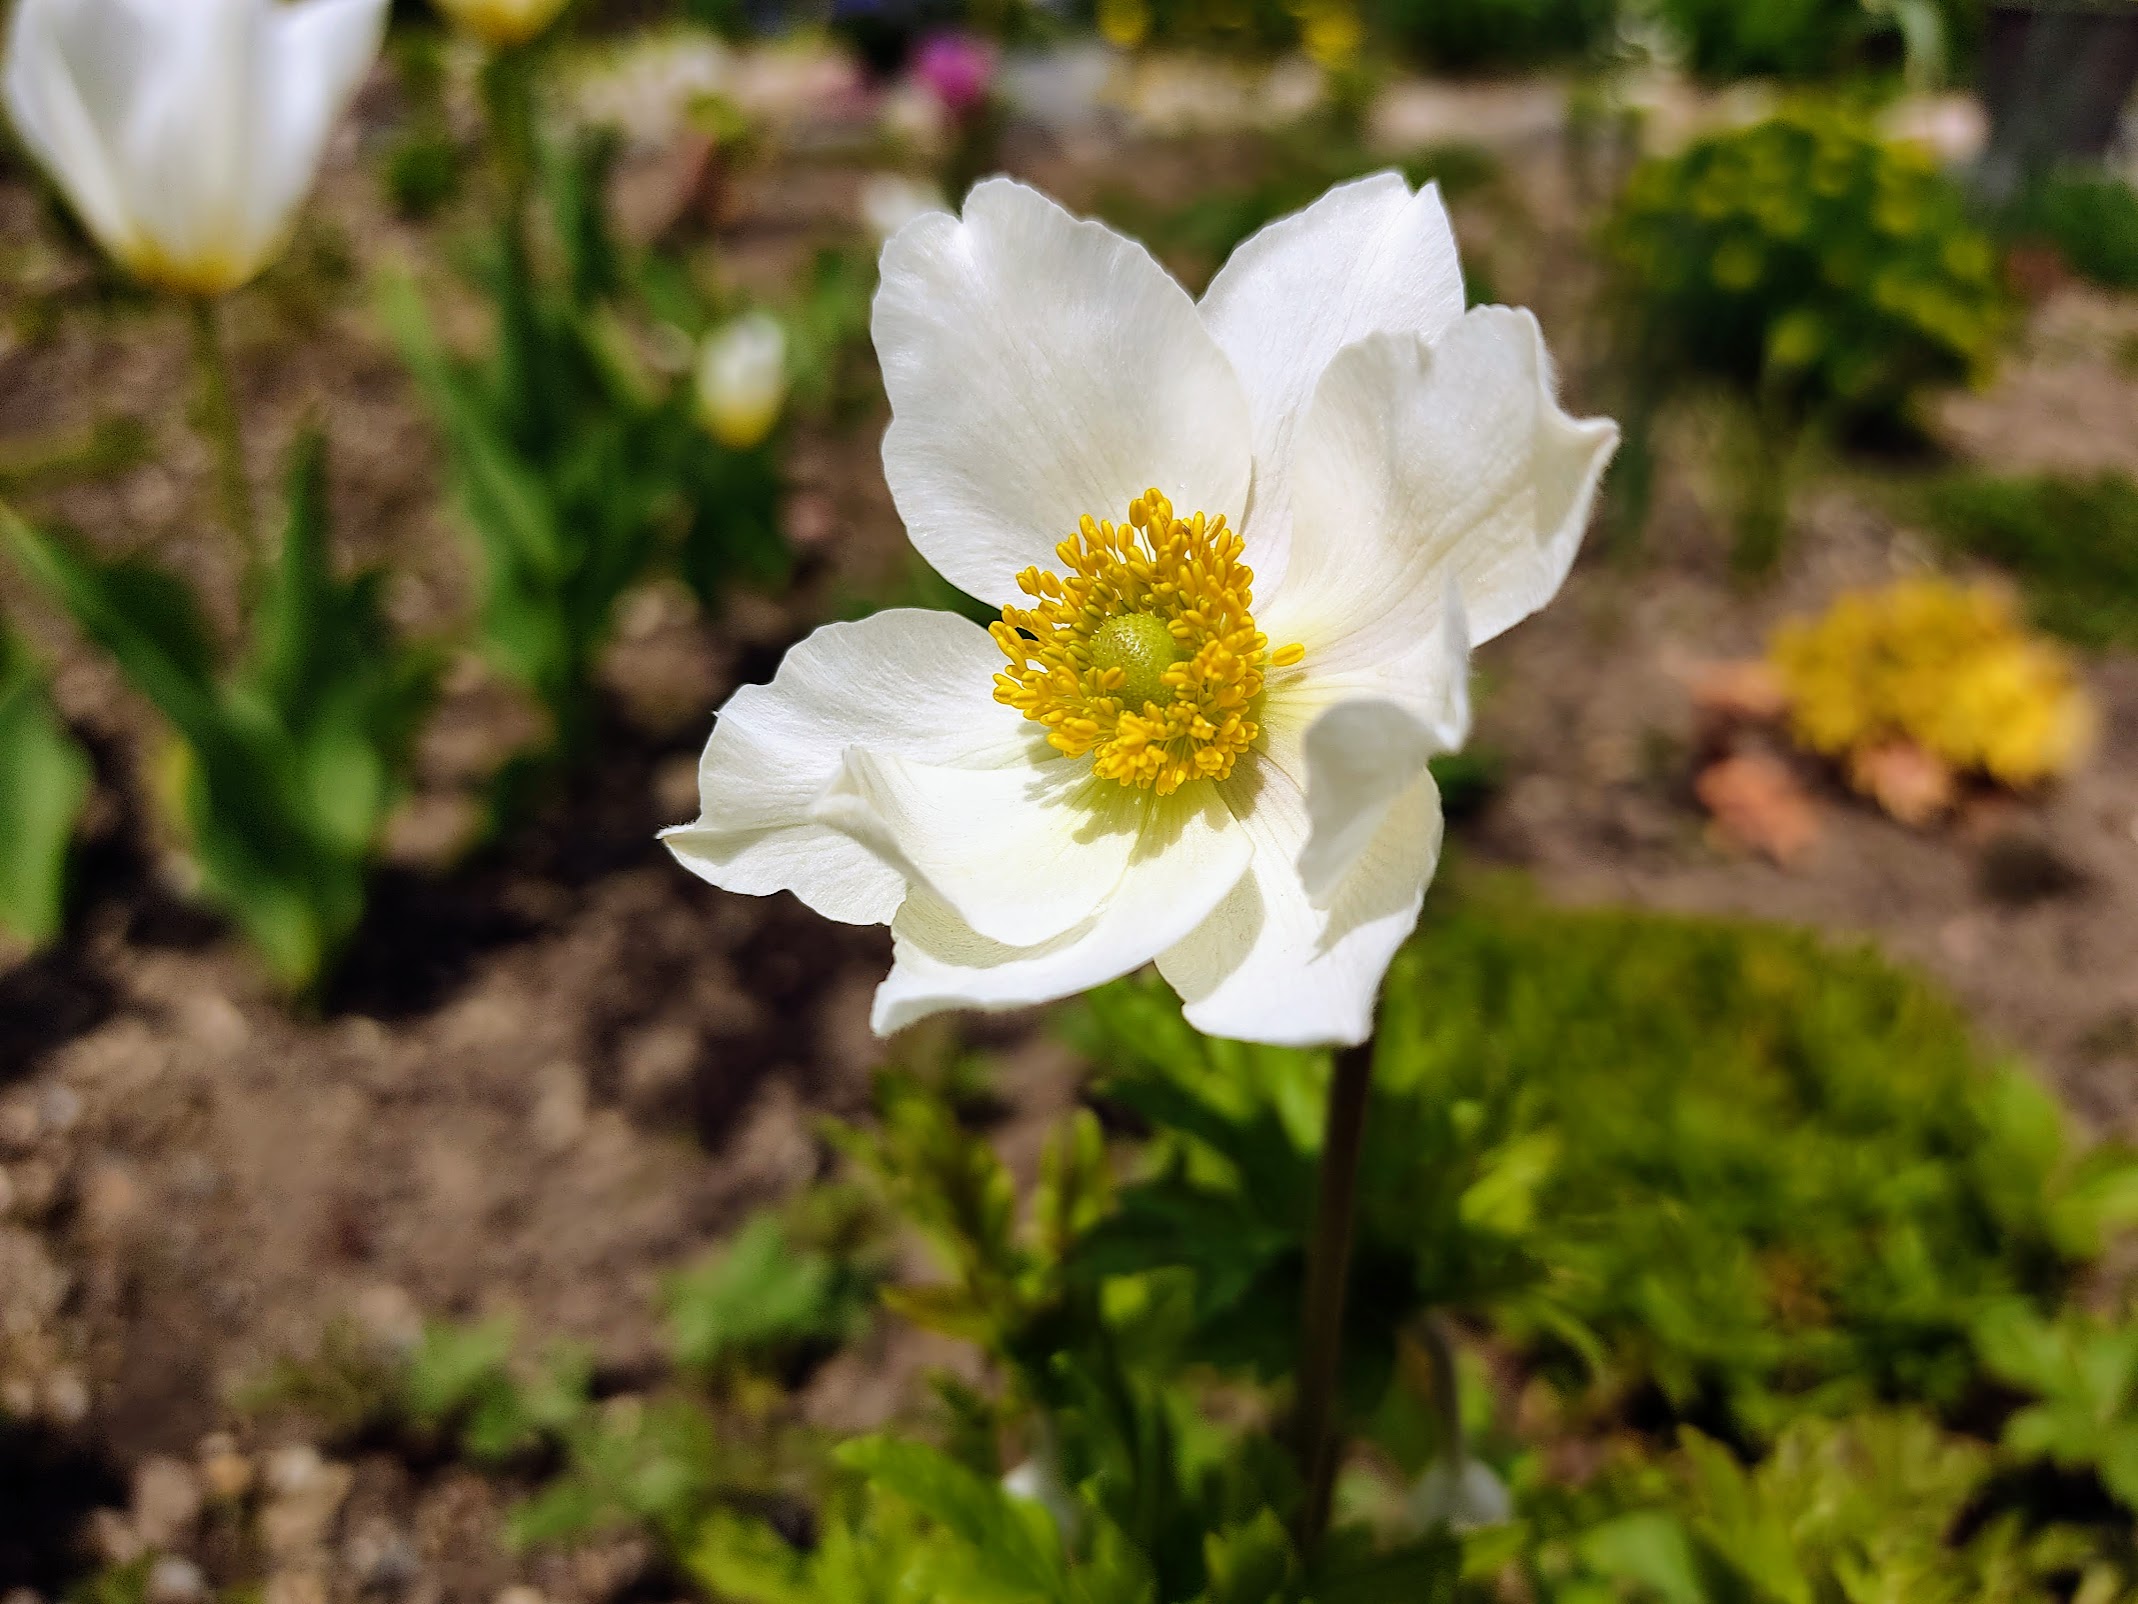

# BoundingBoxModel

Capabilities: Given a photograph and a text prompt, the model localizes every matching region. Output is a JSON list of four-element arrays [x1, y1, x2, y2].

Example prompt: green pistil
[[1092, 611, 1182, 711]]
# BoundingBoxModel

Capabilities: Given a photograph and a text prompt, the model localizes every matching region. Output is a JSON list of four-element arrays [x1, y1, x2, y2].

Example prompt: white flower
[[4, 0, 388, 296], [860, 172, 950, 244], [663, 177, 1617, 1047], [430, 0, 570, 48], [696, 312, 789, 451]]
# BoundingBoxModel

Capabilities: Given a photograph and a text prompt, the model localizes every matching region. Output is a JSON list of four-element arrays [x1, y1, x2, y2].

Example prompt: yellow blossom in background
[[1769, 578, 2094, 793], [432, 0, 571, 49]]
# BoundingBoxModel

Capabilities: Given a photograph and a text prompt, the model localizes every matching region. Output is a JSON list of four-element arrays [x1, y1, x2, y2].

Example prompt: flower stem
[[186, 296, 260, 601], [1294, 1031, 1375, 1554], [1420, 1312, 1464, 1476]]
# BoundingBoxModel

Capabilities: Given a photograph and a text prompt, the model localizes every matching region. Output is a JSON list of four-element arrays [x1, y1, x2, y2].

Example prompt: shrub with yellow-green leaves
[[1606, 107, 2006, 430], [1769, 577, 2094, 811]]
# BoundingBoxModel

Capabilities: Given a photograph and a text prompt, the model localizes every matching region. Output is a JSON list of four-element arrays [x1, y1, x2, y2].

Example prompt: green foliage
[[6, 435, 437, 991], [0, 625, 90, 949], [378, 27, 462, 221], [1605, 107, 2004, 431], [510, 1395, 725, 1551], [1976, 1301, 2138, 1513], [238, 1317, 405, 1439], [402, 1316, 594, 1466], [693, 1494, 932, 1604], [1664, 1413, 2083, 1602], [1926, 472, 2138, 651], [1068, 883, 2138, 1437], [1372, 0, 1615, 72], [385, 126, 785, 780], [664, 1202, 881, 1380], [1656, 0, 1975, 83], [2003, 170, 2138, 291], [829, 1073, 1112, 1373], [65, 1557, 153, 1604]]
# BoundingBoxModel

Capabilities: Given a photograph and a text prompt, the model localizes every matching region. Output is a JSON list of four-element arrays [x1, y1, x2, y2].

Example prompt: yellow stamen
[[990, 489, 1305, 796]]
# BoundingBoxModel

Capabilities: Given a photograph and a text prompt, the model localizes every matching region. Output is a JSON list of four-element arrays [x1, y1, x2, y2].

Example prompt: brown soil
[[0, 62, 2133, 1604]]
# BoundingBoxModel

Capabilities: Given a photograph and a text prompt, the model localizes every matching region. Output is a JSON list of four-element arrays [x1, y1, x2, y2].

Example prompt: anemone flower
[[4, 0, 387, 296], [664, 176, 1617, 1046]]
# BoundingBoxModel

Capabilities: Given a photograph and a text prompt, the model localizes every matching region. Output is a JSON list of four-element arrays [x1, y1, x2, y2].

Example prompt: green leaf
[[837, 1436, 1065, 1600], [1573, 1512, 1705, 1604], [688, 1509, 814, 1604], [0, 635, 89, 948], [665, 1211, 865, 1374]]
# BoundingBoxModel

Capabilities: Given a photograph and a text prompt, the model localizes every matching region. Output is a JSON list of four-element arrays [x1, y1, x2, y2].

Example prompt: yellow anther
[[991, 489, 1300, 795]]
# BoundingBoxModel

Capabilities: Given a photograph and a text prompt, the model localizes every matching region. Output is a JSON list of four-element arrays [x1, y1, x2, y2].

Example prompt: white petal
[[1259, 578, 1468, 899], [1157, 761, 1443, 1048], [4, 0, 148, 265], [113, 0, 258, 288], [871, 784, 1251, 1035], [659, 609, 1027, 926], [1199, 172, 1466, 592], [1297, 698, 1447, 902], [1262, 309, 1618, 673], [813, 750, 1144, 949], [874, 177, 1253, 607], [243, 0, 388, 270]]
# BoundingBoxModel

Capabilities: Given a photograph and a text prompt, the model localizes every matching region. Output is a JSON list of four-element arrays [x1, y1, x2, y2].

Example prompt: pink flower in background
[[913, 32, 996, 118]]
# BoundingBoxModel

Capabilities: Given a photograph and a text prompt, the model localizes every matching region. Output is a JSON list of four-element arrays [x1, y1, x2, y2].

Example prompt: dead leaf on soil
[[1696, 753, 1821, 866], [1846, 740, 1957, 828], [1689, 659, 1791, 725]]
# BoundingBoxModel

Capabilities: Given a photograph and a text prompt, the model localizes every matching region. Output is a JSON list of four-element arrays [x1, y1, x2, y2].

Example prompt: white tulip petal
[[4, 0, 383, 293], [660, 609, 1028, 926], [246, 0, 390, 266], [1158, 762, 1443, 1048], [1264, 310, 1618, 673], [874, 177, 1254, 606], [814, 750, 1145, 949], [872, 785, 1251, 1035], [1199, 172, 1465, 591], [120, 0, 256, 286], [4, 0, 147, 262]]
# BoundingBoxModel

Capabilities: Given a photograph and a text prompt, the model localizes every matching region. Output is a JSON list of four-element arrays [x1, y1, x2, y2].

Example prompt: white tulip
[[696, 312, 789, 452], [664, 177, 1617, 1047], [429, 0, 571, 49], [4, 0, 388, 296]]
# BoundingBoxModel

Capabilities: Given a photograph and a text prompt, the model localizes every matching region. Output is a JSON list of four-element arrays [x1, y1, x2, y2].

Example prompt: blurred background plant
[[1601, 105, 2006, 570], [386, 7, 790, 816]]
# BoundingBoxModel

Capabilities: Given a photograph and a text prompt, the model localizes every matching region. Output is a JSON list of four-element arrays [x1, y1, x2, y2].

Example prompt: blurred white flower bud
[[696, 312, 789, 451], [1003, 1450, 1084, 1549], [3, 0, 388, 296], [861, 173, 950, 244]]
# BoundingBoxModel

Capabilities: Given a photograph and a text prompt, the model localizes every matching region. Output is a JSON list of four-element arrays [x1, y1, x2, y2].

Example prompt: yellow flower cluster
[[1769, 578, 2094, 789], [1094, 0, 1359, 63]]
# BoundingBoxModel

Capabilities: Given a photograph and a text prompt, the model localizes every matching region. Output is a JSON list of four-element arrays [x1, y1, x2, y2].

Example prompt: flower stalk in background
[[697, 313, 791, 452], [2, 0, 435, 991], [5, 0, 389, 593]]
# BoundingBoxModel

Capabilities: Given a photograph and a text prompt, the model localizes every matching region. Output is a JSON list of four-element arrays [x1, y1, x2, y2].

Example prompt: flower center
[[990, 488, 1305, 796]]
